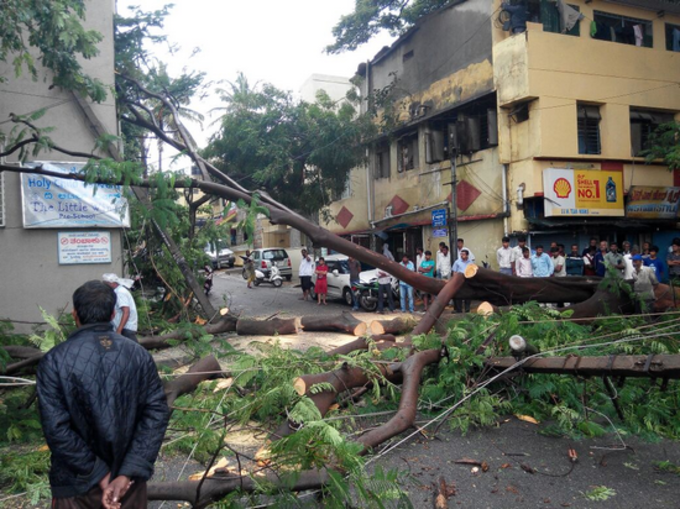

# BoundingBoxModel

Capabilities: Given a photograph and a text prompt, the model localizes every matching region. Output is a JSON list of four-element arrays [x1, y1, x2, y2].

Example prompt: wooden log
[[486, 354, 680, 378], [326, 335, 397, 356], [164, 355, 223, 408], [654, 283, 680, 311], [369, 316, 417, 336], [356, 348, 445, 452], [2, 345, 43, 359], [235, 317, 301, 336], [139, 315, 237, 349], [562, 288, 635, 320], [476, 301, 499, 317], [147, 469, 330, 508], [300, 312, 367, 336], [411, 273, 466, 336]]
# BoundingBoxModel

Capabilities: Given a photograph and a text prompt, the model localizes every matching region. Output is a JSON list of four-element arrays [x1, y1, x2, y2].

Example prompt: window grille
[[577, 104, 601, 155], [397, 132, 419, 172], [630, 109, 675, 156], [374, 142, 391, 179], [593, 11, 653, 47]]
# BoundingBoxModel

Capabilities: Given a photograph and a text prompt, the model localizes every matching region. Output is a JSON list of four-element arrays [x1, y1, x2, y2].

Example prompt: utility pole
[[448, 139, 458, 263]]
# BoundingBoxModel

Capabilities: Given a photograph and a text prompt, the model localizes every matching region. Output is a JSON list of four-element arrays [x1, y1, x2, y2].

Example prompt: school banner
[[542, 168, 624, 217], [626, 186, 680, 220], [21, 162, 130, 228]]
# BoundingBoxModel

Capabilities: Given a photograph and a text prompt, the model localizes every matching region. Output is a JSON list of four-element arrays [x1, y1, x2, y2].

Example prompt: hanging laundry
[[673, 27, 680, 52], [610, 26, 616, 42], [590, 20, 597, 38], [555, 0, 583, 33], [633, 24, 643, 47]]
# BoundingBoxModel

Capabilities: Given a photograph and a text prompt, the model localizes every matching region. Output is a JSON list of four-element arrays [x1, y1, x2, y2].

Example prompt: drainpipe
[[502, 163, 509, 236]]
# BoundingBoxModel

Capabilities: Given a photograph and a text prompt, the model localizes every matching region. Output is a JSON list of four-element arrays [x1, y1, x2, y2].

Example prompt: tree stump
[[369, 316, 417, 335]]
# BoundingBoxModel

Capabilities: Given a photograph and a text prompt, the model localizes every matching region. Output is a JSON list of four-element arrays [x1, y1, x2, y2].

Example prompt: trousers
[[52, 481, 146, 509], [399, 284, 414, 313]]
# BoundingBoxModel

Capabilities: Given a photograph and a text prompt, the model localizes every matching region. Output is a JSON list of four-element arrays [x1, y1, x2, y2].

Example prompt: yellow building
[[325, 0, 680, 268]]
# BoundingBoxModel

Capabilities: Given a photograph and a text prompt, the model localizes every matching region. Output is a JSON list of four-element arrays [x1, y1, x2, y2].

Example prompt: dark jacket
[[37, 323, 170, 499]]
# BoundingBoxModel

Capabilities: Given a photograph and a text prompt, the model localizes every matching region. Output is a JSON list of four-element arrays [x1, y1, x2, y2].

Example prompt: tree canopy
[[0, 0, 107, 101], [202, 74, 373, 217], [326, 0, 450, 53]]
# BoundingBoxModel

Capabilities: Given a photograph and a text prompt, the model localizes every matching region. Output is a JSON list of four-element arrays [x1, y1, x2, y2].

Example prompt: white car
[[204, 242, 235, 269], [310, 254, 379, 305]]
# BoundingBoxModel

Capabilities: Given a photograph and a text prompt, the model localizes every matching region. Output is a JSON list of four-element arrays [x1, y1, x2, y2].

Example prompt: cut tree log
[[300, 312, 367, 336], [164, 355, 223, 408], [326, 335, 398, 356], [235, 317, 301, 336], [411, 273, 466, 336], [147, 469, 331, 508], [487, 354, 680, 378], [138, 316, 237, 349], [356, 348, 444, 452], [369, 316, 418, 336]]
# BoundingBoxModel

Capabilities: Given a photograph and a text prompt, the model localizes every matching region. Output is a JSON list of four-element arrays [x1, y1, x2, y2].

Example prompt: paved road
[[207, 268, 350, 317]]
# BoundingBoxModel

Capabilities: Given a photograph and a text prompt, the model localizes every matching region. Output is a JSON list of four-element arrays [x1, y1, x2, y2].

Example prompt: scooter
[[353, 277, 400, 312], [254, 264, 283, 287]]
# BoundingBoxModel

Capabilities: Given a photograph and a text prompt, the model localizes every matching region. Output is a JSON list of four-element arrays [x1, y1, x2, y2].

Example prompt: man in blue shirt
[[531, 245, 554, 278], [593, 240, 609, 277], [452, 248, 473, 312], [399, 255, 415, 313]]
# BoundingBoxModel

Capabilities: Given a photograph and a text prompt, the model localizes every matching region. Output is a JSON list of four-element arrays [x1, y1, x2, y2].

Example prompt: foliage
[[327, 0, 450, 53], [28, 307, 71, 353], [582, 485, 616, 502], [202, 74, 373, 217], [0, 0, 107, 101], [643, 121, 680, 172], [0, 448, 51, 503]]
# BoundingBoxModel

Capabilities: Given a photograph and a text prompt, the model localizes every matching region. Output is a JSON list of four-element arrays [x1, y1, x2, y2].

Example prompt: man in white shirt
[[298, 249, 315, 301], [415, 247, 425, 273], [515, 247, 533, 278], [436, 242, 446, 279], [456, 238, 475, 263], [102, 273, 138, 342], [497, 236, 513, 276], [437, 244, 452, 280], [551, 247, 566, 277], [382, 243, 395, 262], [510, 235, 527, 275]]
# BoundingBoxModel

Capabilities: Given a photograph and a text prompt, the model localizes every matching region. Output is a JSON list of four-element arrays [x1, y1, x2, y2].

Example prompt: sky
[[116, 0, 395, 169]]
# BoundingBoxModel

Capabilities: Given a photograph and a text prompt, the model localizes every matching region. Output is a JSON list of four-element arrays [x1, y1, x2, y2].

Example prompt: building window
[[577, 104, 601, 155], [630, 109, 675, 157], [666, 23, 680, 52], [592, 11, 652, 48], [0, 172, 4, 227], [451, 109, 498, 154], [397, 132, 419, 172], [374, 141, 390, 179], [528, 0, 581, 36], [426, 125, 447, 163]]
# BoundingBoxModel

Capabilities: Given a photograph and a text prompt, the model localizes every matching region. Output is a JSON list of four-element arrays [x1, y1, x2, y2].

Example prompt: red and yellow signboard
[[543, 169, 624, 217]]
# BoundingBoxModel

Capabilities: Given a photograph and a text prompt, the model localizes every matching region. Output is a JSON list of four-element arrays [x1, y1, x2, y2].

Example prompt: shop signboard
[[433, 228, 448, 238], [542, 168, 624, 217], [57, 231, 112, 265], [21, 162, 130, 228], [431, 208, 447, 227], [626, 186, 680, 220]]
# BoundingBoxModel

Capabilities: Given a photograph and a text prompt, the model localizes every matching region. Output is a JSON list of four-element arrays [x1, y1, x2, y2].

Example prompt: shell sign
[[542, 168, 624, 217]]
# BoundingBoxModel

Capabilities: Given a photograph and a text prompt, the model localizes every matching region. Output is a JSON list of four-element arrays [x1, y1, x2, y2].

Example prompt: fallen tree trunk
[[2, 345, 42, 359], [147, 469, 330, 508], [487, 354, 680, 378], [235, 317, 301, 336], [411, 273, 466, 337], [356, 348, 444, 452], [563, 288, 635, 319], [369, 316, 417, 336], [301, 312, 367, 336], [326, 335, 398, 356], [164, 355, 223, 408], [138, 316, 237, 349]]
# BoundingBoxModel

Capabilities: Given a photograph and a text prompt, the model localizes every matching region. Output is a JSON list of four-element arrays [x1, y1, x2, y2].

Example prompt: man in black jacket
[[37, 281, 170, 508]]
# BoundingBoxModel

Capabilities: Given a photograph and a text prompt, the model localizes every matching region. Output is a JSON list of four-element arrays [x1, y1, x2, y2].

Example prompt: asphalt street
[[208, 267, 354, 317]]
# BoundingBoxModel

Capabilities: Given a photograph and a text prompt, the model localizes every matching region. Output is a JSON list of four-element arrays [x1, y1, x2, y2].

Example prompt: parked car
[[310, 254, 380, 306], [204, 241, 235, 269], [251, 248, 293, 281]]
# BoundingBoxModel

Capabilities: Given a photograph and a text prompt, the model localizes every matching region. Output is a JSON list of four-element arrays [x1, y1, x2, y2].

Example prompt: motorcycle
[[254, 264, 283, 288], [353, 277, 400, 312]]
